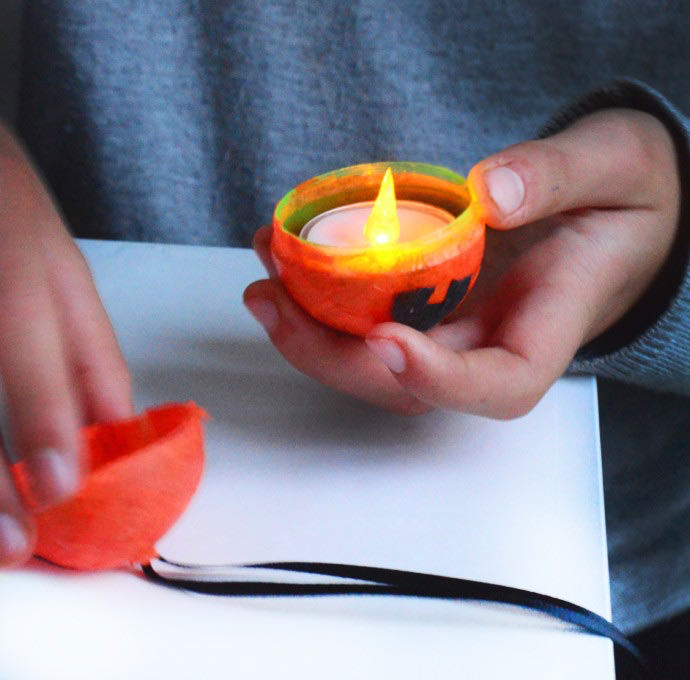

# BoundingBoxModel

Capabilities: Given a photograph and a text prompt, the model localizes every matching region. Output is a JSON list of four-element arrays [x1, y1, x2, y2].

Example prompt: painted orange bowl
[[270, 162, 485, 337], [17, 403, 207, 571]]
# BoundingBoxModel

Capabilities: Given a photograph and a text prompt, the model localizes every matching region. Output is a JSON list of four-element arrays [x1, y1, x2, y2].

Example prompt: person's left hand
[[243, 109, 681, 418]]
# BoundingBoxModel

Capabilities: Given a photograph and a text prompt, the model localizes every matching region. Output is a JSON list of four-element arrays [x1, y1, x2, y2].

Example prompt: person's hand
[[244, 109, 680, 417], [0, 123, 132, 566]]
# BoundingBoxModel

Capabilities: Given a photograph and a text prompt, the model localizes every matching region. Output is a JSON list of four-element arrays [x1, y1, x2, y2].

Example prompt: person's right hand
[[0, 123, 132, 567], [245, 109, 680, 418]]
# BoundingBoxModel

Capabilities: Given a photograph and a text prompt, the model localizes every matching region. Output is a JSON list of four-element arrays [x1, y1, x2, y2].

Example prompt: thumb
[[468, 109, 665, 230]]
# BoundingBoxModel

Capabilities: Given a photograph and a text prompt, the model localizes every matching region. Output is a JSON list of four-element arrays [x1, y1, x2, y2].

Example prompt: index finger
[[0, 232, 82, 508]]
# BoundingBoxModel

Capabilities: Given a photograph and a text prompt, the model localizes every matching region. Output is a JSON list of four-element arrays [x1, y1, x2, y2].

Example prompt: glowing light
[[363, 167, 401, 246]]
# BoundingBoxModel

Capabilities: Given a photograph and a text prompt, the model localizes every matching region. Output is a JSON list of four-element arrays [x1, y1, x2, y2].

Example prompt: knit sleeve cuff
[[539, 79, 690, 394]]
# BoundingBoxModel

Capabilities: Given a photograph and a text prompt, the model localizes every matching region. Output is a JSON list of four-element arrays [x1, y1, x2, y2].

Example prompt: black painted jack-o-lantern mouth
[[271, 162, 485, 337], [392, 276, 472, 331]]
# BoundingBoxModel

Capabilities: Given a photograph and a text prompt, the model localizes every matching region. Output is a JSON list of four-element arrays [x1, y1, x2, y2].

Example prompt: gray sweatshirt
[[16, 0, 690, 633]]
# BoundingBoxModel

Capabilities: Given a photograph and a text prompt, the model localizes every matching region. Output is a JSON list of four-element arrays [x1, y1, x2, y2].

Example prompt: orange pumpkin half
[[271, 162, 485, 337], [16, 402, 207, 571]]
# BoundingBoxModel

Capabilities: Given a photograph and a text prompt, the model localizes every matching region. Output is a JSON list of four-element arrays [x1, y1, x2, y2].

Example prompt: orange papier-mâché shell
[[15, 402, 207, 571], [271, 162, 485, 337]]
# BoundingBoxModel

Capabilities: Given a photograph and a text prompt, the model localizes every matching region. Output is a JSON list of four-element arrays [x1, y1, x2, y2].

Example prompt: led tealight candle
[[299, 200, 456, 248], [299, 167, 455, 248]]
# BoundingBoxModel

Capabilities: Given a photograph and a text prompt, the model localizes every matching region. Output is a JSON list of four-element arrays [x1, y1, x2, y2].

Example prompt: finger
[[41, 232, 132, 424], [243, 278, 428, 415], [252, 225, 278, 278], [366, 272, 587, 419], [0, 234, 82, 508], [468, 109, 677, 229], [4, 124, 133, 425], [367, 325, 541, 418], [0, 132, 82, 508], [0, 456, 34, 566]]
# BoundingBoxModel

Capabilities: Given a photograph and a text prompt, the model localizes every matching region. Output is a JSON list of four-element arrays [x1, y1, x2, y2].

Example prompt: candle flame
[[363, 167, 400, 246]]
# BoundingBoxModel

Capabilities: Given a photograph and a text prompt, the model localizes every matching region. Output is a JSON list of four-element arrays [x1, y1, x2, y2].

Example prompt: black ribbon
[[142, 557, 648, 679]]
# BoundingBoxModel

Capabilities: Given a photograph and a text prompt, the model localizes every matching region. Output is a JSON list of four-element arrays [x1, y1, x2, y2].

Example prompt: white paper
[[0, 240, 614, 679]]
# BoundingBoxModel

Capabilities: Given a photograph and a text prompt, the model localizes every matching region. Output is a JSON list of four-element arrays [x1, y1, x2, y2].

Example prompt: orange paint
[[15, 403, 207, 570], [271, 162, 485, 336]]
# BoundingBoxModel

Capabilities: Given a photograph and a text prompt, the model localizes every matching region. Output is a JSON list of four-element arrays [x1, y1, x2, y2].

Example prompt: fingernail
[[0, 514, 29, 560], [245, 297, 279, 332], [366, 338, 406, 373], [30, 448, 80, 506], [484, 166, 525, 216]]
